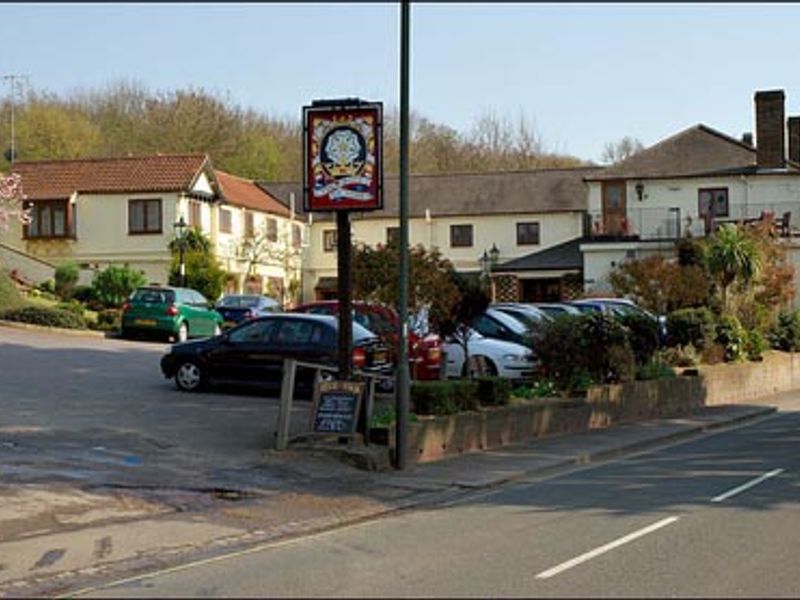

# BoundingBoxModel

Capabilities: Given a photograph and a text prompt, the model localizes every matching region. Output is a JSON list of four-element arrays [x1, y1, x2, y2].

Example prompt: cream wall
[[302, 211, 585, 300]]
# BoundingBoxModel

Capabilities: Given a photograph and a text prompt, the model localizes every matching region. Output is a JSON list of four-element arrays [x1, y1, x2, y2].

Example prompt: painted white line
[[535, 516, 680, 580], [711, 468, 785, 503]]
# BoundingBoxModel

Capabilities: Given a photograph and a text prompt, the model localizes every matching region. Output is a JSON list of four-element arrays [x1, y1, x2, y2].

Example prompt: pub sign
[[303, 100, 383, 212]]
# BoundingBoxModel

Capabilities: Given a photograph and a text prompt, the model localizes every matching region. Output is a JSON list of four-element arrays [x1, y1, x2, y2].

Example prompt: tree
[[436, 273, 491, 378], [237, 220, 304, 307], [168, 228, 226, 300], [601, 136, 644, 164], [0, 172, 29, 232], [706, 224, 762, 313], [352, 240, 461, 334], [91, 264, 147, 308]]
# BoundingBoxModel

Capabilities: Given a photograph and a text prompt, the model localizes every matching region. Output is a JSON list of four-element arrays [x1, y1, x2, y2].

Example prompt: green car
[[121, 286, 224, 342]]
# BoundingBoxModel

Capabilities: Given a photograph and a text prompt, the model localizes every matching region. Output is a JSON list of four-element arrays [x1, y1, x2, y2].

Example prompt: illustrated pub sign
[[303, 99, 383, 212]]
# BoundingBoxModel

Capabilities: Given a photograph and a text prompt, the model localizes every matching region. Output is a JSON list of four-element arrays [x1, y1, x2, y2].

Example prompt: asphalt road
[[0, 327, 311, 490], [76, 407, 800, 598]]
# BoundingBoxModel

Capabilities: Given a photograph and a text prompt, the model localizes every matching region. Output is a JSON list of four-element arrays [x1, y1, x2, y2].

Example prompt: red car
[[291, 301, 443, 381]]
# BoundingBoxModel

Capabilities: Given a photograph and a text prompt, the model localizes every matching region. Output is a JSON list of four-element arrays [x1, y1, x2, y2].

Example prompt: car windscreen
[[488, 309, 528, 334], [219, 296, 260, 308], [353, 322, 380, 343], [131, 289, 174, 304]]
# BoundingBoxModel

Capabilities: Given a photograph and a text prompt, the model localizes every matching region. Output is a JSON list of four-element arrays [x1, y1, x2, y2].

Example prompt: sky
[[3, 2, 800, 164]]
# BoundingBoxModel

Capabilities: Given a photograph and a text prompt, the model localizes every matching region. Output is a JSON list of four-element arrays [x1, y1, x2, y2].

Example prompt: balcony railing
[[585, 207, 682, 241], [586, 202, 800, 241]]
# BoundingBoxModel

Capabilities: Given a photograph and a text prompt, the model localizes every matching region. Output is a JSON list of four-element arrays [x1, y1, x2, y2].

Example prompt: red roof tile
[[12, 154, 211, 200], [215, 170, 290, 217]]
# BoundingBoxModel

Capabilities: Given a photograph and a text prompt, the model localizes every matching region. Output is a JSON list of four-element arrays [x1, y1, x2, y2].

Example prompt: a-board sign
[[310, 380, 365, 436]]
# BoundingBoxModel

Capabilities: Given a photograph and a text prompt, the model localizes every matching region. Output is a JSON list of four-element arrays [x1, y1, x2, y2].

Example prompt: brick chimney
[[755, 90, 786, 169], [741, 132, 753, 147], [788, 117, 800, 164]]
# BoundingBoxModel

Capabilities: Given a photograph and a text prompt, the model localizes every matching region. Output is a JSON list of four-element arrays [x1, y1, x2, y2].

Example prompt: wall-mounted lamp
[[635, 182, 645, 201]]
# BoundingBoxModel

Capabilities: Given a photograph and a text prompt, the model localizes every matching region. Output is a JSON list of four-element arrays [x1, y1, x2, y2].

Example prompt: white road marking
[[711, 468, 784, 503], [535, 516, 680, 580]]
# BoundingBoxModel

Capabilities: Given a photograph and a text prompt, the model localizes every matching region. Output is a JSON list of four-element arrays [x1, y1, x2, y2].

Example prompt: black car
[[160, 313, 393, 395]]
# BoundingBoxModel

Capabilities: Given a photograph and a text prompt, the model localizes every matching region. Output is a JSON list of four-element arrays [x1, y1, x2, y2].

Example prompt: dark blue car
[[216, 294, 281, 329]]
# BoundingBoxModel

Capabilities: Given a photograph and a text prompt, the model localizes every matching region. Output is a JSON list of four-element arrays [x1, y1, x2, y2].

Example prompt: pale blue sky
[[3, 2, 800, 163]]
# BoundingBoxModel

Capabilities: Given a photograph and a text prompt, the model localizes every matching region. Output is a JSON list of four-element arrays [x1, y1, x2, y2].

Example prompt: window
[[219, 208, 232, 233], [228, 319, 278, 343], [128, 199, 162, 234], [187, 200, 202, 228], [516, 222, 540, 245], [387, 226, 399, 245], [244, 212, 255, 238], [25, 200, 72, 239], [450, 224, 473, 248], [323, 229, 338, 252], [292, 223, 302, 248], [273, 319, 322, 345], [266, 218, 278, 242], [698, 188, 729, 218]]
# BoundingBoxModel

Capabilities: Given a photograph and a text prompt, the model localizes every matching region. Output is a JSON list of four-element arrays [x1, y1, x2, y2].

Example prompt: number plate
[[134, 319, 157, 326]]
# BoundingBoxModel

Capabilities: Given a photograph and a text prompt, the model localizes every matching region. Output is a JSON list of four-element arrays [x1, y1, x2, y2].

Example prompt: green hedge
[[770, 310, 800, 352], [1, 305, 87, 329], [411, 377, 513, 415]]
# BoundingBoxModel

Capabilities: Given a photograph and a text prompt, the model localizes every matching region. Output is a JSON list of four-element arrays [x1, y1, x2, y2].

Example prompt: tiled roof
[[12, 154, 212, 200], [215, 170, 290, 217], [259, 166, 602, 221], [585, 125, 758, 181]]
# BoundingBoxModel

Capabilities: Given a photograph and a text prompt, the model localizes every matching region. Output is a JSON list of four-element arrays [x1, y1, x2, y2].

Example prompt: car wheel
[[175, 360, 205, 392], [177, 322, 189, 343], [463, 355, 494, 378]]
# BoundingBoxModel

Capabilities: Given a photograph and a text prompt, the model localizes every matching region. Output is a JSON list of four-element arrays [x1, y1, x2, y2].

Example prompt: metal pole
[[395, 0, 411, 470], [179, 242, 186, 287], [337, 211, 353, 380]]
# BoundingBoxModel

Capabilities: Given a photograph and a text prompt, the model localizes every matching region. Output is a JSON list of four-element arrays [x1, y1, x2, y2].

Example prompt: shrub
[[0, 269, 24, 310], [536, 313, 635, 393], [452, 380, 480, 410], [770, 310, 800, 351], [38, 279, 55, 295], [72, 285, 100, 309], [55, 300, 86, 318], [411, 381, 459, 415], [636, 361, 677, 380], [660, 344, 700, 368], [715, 315, 747, 362], [0, 305, 86, 329], [92, 264, 147, 308], [54, 261, 80, 301], [513, 379, 558, 399], [619, 313, 661, 365], [475, 376, 511, 406], [94, 308, 122, 332], [744, 329, 767, 362], [666, 307, 716, 349]]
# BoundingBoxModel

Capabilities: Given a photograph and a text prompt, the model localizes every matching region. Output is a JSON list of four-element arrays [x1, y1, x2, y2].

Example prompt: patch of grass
[[0, 269, 25, 311]]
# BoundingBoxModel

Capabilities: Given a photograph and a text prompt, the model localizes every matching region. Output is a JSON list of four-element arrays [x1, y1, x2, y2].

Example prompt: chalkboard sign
[[310, 380, 365, 435]]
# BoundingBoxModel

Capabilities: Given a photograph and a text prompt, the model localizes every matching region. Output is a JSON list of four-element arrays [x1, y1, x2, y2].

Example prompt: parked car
[[569, 297, 667, 341], [216, 294, 281, 328], [121, 285, 223, 342], [443, 331, 536, 383], [530, 302, 583, 319], [491, 303, 552, 336], [291, 301, 443, 381], [471, 307, 537, 349], [160, 313, 393, 394]]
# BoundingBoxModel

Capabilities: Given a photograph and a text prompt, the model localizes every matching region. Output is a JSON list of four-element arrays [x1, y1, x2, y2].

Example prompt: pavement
[[0, 389, 790, 598]]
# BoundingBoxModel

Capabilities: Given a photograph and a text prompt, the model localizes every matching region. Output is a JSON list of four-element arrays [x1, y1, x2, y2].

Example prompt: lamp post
[[174, 216, 187, 287]]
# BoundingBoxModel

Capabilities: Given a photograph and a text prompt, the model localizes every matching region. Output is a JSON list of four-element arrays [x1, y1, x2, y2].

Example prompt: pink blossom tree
[[0, 173, 29, 232]]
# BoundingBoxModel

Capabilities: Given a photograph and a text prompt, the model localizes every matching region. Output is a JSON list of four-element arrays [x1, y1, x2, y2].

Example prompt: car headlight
[[503, 353, 524, 361], [162, 345, 172, 354]]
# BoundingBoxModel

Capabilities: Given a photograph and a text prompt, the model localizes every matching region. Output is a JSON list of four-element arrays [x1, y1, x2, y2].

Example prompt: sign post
[[303, 98, 383, 439]]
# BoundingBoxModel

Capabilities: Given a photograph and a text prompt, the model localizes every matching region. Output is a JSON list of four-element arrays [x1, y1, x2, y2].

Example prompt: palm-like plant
[[705, 224, 762, 312]]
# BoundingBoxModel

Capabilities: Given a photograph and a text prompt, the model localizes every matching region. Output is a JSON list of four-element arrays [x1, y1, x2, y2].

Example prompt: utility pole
[[395, 0, 411, 470], [2, 74, 28, 164]]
